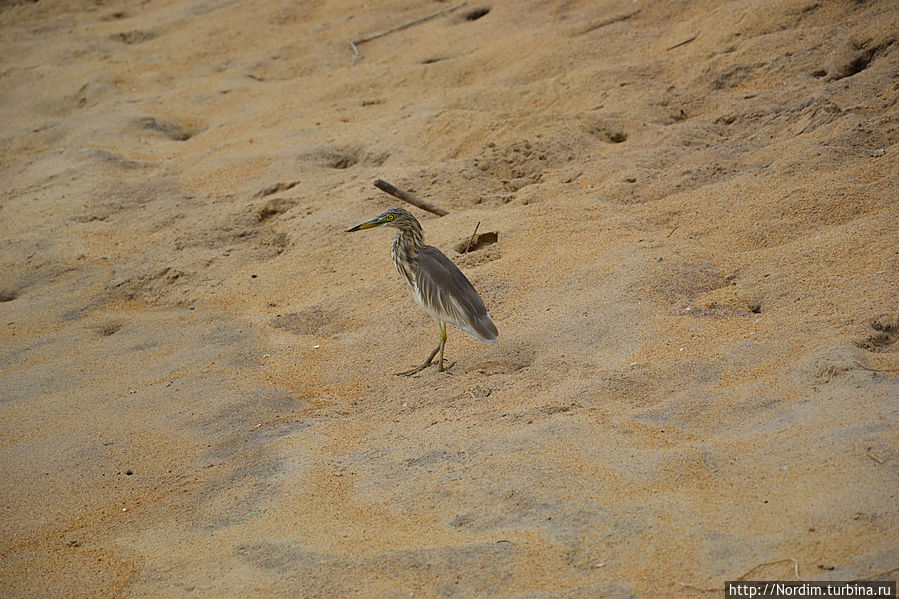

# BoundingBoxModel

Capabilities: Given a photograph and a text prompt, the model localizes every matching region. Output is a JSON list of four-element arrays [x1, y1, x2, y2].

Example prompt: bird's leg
[[394, 345, 439, 376], [436, 322, 450, 372], [395, 328, 442, 377], [396, 323, 453, 376]]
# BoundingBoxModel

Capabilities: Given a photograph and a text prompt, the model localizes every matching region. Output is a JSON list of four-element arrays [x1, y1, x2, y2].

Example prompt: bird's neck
[[391, 226, 423, 286]]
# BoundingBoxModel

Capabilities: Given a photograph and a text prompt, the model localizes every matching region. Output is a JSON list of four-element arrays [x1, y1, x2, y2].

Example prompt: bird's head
[[347, 207, 419, 233]]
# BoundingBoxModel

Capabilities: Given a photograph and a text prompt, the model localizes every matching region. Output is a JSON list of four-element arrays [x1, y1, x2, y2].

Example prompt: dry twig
[[678, 558, 802, 593], [853, 360, 899, 373], [464, 221, 481, 253], [865, 449, 885, 465], [580, 9, 641, 34], [668, 32, 699, 50], [676, 582, 719, 593], [373, 179, 448, 216], [736, 558, 801, 581], [350, 1, 467, 65]]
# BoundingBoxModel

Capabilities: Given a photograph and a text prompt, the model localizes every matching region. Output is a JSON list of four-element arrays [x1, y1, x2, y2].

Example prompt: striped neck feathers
[[391, 220, 424, 285]]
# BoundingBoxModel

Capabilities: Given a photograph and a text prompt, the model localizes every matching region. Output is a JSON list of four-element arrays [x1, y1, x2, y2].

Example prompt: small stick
[[464, 221, 481, 253], [679, 558, 803, 593], [581, 9, 640, 34], [865, 449, 885, 465], [350, 1, 467, 64], [736, 558, 801, 581], [677, 558, 801, 592], [373, 179, 448, 216], [853, 360, 899, 373], [667, 32, 698, 51], [666, 224, 679, 238], [676, 582, 719, 593]]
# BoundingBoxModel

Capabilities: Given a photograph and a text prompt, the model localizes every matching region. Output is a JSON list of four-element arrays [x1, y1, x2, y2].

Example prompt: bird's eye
[[386, 214, 394, 221]]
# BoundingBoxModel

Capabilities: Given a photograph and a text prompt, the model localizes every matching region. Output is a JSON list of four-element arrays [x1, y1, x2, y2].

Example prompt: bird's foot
[[395, 360, 454, 376], [436, 361, 455, 373], [395, 362, 433, 376], [395, 346, 442, 376]]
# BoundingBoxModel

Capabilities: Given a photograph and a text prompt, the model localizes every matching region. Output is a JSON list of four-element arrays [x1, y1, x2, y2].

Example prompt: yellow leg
[[436, 322, 449, 372], [396, 322, 452, 376], [395, 344, 439, 376]]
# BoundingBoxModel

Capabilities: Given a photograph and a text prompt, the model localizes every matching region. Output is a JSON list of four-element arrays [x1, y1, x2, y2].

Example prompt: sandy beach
[[1, 0, 897, 596]]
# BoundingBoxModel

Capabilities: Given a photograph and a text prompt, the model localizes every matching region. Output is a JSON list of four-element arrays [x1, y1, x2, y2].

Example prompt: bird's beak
[[346, 216, 384, 232]]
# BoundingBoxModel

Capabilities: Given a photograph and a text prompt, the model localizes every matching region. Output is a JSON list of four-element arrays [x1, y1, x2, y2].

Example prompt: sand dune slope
[[1, 0, 897, 596]]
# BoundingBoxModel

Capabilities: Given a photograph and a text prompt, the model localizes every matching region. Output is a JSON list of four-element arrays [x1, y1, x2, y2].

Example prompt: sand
[[1, 0, 897, 596]]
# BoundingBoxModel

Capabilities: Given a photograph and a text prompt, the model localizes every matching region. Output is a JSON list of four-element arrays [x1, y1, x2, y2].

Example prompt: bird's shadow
[[464, 336, 536, 375]]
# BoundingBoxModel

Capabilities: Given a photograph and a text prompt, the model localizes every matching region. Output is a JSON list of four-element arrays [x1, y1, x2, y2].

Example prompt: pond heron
[[347, 207, 498, 374]]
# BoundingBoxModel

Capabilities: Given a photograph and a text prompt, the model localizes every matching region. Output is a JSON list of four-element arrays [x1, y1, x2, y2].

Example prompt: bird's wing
[[415, 246, 498, 343]]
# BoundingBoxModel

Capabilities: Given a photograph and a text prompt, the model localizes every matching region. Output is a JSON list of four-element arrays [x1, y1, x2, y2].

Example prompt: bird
[[347, 207, 498, 375]]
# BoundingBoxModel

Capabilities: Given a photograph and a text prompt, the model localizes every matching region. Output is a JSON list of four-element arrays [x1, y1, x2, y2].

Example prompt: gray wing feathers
[[415, 246, 498, 343]]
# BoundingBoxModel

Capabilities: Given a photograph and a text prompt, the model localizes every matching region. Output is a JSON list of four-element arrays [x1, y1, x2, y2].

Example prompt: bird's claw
[[395, 360, 454, 376], [395, 362, 432, 376]]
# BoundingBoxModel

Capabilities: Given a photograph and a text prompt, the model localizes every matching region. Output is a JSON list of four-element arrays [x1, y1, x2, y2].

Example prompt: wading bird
[[347, 207, 498, 374]]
